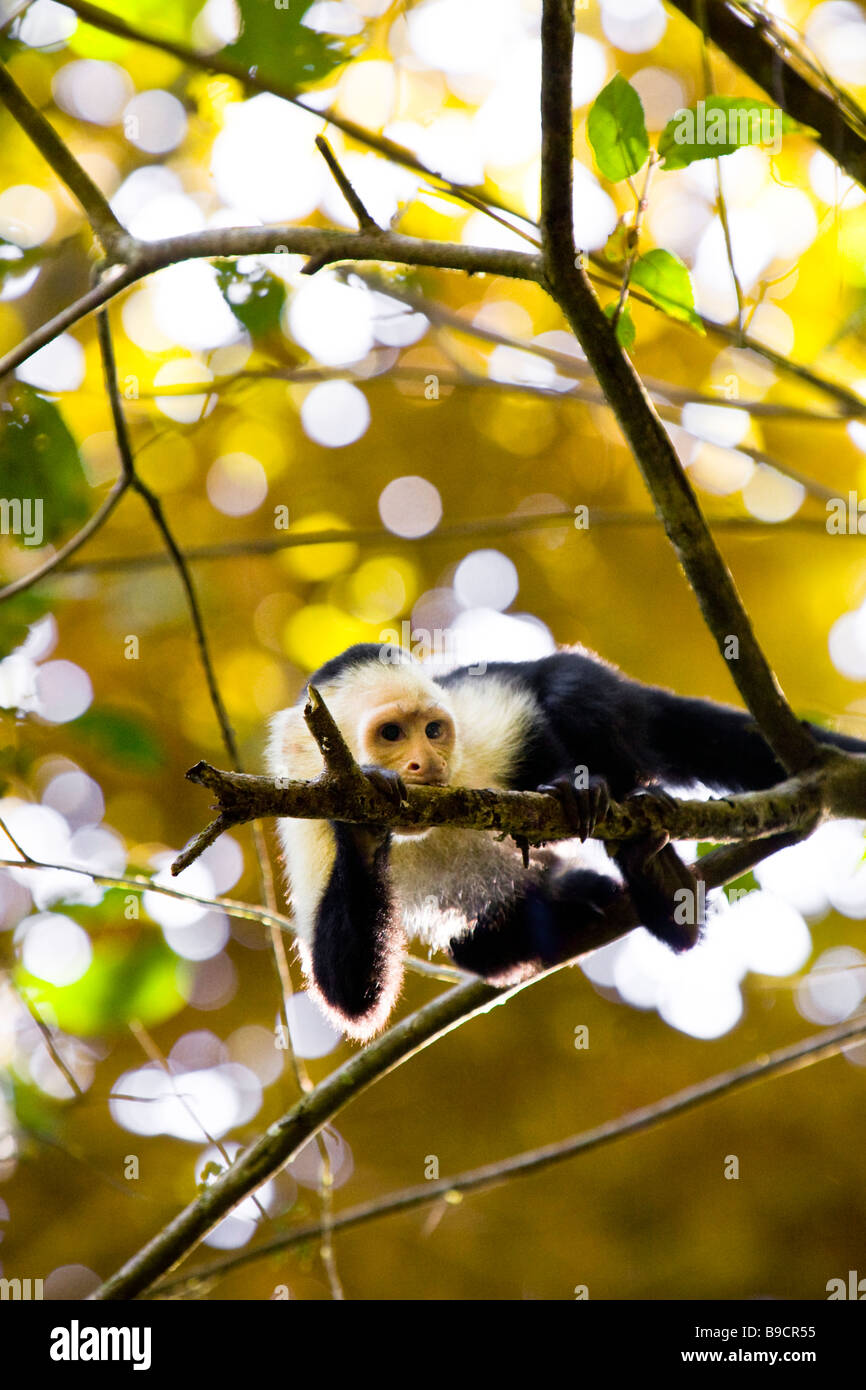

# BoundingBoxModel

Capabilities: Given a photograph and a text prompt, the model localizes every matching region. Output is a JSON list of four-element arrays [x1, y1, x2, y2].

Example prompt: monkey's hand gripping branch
[[170, 686, 829, 879]]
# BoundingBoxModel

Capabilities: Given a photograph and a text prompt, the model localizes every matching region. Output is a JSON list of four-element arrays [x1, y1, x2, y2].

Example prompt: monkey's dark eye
[[425, 721, 444, 739], [380, 723, 402, 742]]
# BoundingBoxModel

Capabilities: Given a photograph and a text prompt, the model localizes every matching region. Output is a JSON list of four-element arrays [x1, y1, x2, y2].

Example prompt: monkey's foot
[[616, 836, 701, 952]]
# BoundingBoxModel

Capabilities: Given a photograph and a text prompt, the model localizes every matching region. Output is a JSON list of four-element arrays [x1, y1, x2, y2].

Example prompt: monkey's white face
[[358, 699, 456, 787]]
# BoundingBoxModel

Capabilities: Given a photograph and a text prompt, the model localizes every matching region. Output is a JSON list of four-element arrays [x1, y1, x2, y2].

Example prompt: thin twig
[[0, 853, 450, 982], [95, 307, 240, 764], [315, 136, 378, 232], [613, 153, 657, 329], [123, 355, 863, 422], [56, 0, 524, 224], [0, 476, 130, 602], [696, 0, 746, 337], [0, 262, 138, 382], [12, 981, 85, 1100], [45, 503, 863, 582], [129, 1021, 268, 1223], [0, 58, 128, 253], [315, 1136, 345, 1300], [342, 268, 866, 422]]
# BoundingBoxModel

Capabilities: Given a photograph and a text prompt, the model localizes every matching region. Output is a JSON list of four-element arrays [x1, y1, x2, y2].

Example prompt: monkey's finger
[[537, 774, 609, 842], [360, 764, 407, 808], [631, 785, 679, 817], [588, 776, 611, 830]]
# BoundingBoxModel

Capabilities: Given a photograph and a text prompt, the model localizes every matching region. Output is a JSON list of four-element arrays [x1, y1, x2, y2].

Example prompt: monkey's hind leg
[[614, 835, 703, 952], [447, 871, 621, 985]]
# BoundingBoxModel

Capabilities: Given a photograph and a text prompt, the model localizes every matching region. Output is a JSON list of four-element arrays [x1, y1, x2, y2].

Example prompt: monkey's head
[[273, 644, 461, 805], [343, 648, 457, 788], [357, 697, 455, 786]]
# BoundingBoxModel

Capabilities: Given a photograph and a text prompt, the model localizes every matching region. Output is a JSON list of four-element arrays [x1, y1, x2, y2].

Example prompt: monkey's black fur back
[[450, 651, 863, 796]]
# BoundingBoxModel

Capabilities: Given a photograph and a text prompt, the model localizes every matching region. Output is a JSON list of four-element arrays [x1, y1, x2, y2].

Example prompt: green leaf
[[215, 259, 288, 336], [723, 870, 759, 903], [227, 0, 352, 89], [659, 98, 803, 170], [602, 222, 632, 264], [605, 301, 636, 350], [0, 241, 43, 291], [0, 594, 50, 657], [66, 0, 202, 58], [0, 383, 91, 546], [587, 75, 650, 183], [73, 708, 165, 772], [631, 249, 705, 334], [16, 935, 190, 1037], [11, 1076, 60, 1134], [65, 888, 141, 933]]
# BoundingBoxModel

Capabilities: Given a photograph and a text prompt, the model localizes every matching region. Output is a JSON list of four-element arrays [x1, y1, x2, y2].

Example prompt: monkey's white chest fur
[[388, 827, 545, 950]]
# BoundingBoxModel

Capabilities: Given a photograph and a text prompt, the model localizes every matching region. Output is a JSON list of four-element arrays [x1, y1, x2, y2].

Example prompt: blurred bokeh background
[[2, 0, 866, 1300]]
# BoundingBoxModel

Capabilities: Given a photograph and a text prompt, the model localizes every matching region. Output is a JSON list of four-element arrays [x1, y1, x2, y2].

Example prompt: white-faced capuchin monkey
[[267, 642, 865, 1041]]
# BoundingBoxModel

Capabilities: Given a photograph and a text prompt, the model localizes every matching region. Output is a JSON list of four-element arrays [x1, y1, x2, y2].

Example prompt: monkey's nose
[[403, 761, 441, 784]]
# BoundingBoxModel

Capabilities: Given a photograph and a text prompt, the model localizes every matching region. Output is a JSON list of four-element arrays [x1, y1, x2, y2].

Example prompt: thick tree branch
[[173, 759, 829, 871], [538, 0, 818, 776], [170, 685, 844, 877], [670, 0, 866, 190], [88, 688, 849, 1302]]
